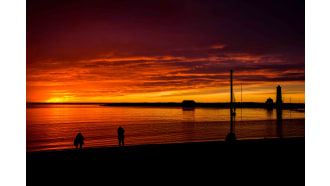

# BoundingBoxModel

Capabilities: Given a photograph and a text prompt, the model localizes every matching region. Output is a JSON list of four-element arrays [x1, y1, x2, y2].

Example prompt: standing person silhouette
[[117, 126, 125, 147], [74, 133, 85, 149]]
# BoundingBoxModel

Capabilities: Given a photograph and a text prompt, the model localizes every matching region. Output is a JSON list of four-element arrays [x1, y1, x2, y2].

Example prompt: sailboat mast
[[230, 70, 233, 133], [226, 69, 236, 142], [230, 70, 233, 106], [241, 83, 242, 120], [241, 83, 242, 104]]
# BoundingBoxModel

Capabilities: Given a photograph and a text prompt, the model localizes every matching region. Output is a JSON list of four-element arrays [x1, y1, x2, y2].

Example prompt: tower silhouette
[[276, 85, 282, 108]]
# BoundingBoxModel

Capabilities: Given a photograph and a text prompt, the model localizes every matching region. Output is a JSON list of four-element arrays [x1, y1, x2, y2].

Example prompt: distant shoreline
[[26, 102, 305, 109]]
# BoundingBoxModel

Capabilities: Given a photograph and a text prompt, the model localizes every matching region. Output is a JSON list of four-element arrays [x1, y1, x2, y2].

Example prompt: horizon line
[[26, 101, 305, 104]]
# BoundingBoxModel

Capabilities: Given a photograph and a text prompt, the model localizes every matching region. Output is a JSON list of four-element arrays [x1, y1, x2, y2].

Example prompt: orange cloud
[[27, 51, 304, 103]]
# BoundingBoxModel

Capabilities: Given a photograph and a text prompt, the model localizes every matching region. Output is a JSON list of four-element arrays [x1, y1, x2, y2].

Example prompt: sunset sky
[[26, 0, 305, 103]]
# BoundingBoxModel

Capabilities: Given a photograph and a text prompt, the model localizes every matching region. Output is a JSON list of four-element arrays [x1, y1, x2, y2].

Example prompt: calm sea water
[[26, 104, 305, 152]]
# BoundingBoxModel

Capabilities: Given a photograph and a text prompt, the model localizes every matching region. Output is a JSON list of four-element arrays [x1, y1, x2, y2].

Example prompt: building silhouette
[[182, 100, 195, 105], [266, 97, 273, 104], [182, 100, 195, 110], [265, 97, 274, 109]]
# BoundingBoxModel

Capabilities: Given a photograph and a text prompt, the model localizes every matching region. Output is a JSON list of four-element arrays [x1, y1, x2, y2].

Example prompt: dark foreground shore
[[27, 138, 304, 186]]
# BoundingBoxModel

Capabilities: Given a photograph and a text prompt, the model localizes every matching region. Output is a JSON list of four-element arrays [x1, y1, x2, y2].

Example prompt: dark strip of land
[[27, 138, 304, 186], [26, 102, 305, 109], [102, 102, 305, 109]]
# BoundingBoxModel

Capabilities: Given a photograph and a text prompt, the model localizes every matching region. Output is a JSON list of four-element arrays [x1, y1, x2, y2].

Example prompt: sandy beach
[[27, 137, 304, 185]]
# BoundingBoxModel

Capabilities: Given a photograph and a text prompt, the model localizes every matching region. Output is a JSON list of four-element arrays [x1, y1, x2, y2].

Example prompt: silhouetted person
[[117, 126, 125, 147], [74, 133, 85, 149]]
